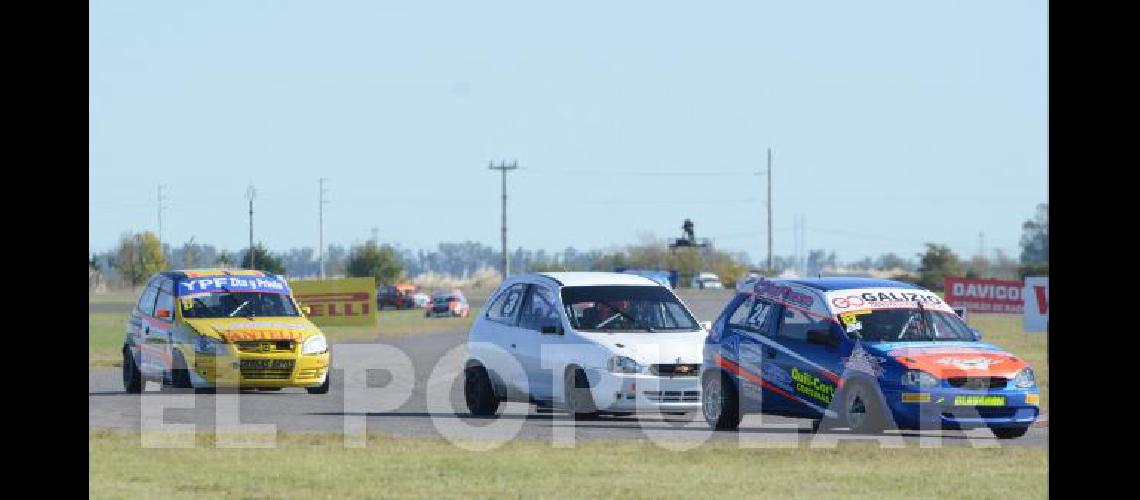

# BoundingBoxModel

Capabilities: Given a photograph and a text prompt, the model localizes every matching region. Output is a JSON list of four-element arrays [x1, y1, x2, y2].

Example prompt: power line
[[488, 161, 519, 277]]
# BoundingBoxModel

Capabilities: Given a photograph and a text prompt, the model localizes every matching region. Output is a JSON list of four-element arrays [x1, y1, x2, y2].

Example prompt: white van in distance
[[464, 272, 708, 418]]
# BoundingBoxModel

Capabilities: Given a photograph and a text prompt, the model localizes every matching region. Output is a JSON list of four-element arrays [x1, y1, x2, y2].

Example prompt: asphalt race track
[[89, 290, 1047, 447]]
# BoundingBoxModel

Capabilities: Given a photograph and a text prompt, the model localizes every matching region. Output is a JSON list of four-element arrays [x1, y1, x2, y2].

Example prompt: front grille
[[241, 368, 293, 380], [643, 390, 700, 403], [236, 341, 296, 354], [947, 377, 1007, 390], [649, 364, 701, 377]]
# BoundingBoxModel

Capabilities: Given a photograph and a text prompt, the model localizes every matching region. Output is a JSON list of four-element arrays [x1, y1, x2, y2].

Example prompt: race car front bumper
[[189, 351, 330, 388], [883, 387, 1040, 430], [585, 370, 702, 412]]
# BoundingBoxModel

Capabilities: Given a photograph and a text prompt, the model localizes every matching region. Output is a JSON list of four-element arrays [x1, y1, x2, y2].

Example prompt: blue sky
[[89, 0, 1047, 264]]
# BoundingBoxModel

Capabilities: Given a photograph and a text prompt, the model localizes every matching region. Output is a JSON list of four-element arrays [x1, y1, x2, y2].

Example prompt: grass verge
[[89, 430, 1046, 499]]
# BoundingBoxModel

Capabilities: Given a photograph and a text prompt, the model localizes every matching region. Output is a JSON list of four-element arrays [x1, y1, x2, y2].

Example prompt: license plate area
[[953, 395, 1005, 406], [240, 359, 295, 370]]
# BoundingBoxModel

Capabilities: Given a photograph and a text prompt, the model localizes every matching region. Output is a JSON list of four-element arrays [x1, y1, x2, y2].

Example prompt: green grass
[[89, 430, 1047, 499], [88, 308, 479, 368], [90, 312, 127, 368], [966, 314, 1048, 413]]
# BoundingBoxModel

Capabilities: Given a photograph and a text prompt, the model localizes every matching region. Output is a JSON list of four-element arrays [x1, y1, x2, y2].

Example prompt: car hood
[[577, 330, 707, 365], [866, 341, 1029, 378], [183, 317, 322, 342]]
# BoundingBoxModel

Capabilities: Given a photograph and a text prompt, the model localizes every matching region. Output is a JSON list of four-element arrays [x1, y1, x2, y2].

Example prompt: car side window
[[136, 278, 160, 316], [518, 285, 559, 332], [776, 306, 826, 342], [727, 294, 777, 335], [155, 278, 175, 321], [485, 283, 527, 326]]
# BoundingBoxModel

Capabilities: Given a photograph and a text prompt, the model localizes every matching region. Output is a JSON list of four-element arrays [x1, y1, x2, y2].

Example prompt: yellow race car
[[122, 269, 331, 394]]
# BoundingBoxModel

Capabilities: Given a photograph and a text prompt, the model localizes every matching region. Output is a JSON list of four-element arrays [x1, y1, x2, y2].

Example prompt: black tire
[[840, 381, 888, 434], [306, 371, 331, 394], [194, 387, 216, 394], [464, 365, 500, 416], [990, 425, 1030, 439], [257, 387, 283, 391], [702, 371, 742, 430], [170, 350, 192, 389], [565, 367, 599, 420], [122, 347, 142, 394]]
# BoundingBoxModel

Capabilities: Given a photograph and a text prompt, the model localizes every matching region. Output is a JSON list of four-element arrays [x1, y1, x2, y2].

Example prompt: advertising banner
[[943, 277, 1024, 314], [291, 277, 377, 326], [1022, 276, 1048, 332]]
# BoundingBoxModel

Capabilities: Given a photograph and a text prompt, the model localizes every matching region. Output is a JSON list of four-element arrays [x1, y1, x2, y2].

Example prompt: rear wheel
[[122, 348, 142, 394], [702, 371, 742, 430], [565, 367, 599, 420], [464, 365, 500, 416], [990, 425, 1030, 439]]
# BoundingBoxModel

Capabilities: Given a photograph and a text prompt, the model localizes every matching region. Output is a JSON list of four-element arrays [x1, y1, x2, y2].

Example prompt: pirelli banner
[[291, 277, 377, 326]]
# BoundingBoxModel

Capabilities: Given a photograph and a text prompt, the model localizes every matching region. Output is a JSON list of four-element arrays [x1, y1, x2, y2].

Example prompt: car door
[[515, 283, 562, 402], [478, 283, 530, 398], [723, 294, 795, 413], [767, 305, 843, 417]]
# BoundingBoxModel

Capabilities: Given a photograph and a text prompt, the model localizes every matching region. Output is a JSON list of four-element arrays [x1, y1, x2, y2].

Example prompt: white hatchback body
[[466, 272, 707, 413]]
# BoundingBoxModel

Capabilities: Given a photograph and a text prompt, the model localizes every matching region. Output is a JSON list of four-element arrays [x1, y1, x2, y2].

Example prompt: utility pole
[[157, 184, 167, 250], [488, 161, 519, 277], [319, 178, 328, 279], [246, 186, 256, 270], [766, 148, 773, 272]]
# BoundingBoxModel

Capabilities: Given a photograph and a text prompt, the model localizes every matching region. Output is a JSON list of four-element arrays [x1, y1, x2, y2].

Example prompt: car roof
[[780, 277, 923, 292], [160, 268, 271, 280], [534, 272, 660, 287]]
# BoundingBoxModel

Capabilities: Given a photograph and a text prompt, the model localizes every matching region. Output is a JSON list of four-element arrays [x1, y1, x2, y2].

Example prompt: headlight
[[901, 370, 939, 388], [302, 335, 328, 355], [1012, 367, 1036, 388], [607, 355, 640, 374], [194, 335, 226, 355]]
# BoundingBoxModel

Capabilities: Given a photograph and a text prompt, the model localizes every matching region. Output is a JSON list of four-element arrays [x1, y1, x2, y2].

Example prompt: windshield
[[433, 296, 456, 304], [838, 307, 974, 342], [180, 292, 300, 318], [561, 285, 699, 332]]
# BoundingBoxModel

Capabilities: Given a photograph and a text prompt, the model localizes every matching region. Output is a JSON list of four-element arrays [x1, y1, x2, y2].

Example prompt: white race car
[[463, 272, 708, 418]]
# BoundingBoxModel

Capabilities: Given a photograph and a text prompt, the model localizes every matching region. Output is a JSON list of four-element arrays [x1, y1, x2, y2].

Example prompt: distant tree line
[[90, 203, 1047, 291]]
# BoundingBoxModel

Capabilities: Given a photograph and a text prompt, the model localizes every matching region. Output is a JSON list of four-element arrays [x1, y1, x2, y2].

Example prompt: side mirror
[[969, 328, 982, 341], [953, 306, 968, 320], [155, 308, 171, 319], [540, 324, 563, 335], [807, 329, 838, 348], [302, 306, 312, 316]]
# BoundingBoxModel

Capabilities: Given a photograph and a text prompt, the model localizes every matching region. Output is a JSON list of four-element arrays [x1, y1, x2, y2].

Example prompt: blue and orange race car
[[700, 277, 1039, 439]]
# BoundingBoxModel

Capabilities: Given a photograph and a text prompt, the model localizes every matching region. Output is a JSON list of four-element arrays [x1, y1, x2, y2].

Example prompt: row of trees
[[93, 203, 1048, 291]]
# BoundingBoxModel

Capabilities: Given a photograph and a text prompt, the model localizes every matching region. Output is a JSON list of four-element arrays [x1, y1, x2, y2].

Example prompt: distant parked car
[[690, 272, 724, 290], [425, 289, 470, 318], [377, 283, 417, 310], [412, 292, 431, 309]]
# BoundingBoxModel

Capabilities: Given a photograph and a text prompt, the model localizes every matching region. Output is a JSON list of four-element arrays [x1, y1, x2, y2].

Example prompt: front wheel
[[702, 371, 742, 430], [306, 371, 331, 394], [990, 425, 1030, 439], [841, 381, 887, 434], [122, 348, 142, 394], [565, 367, 599, 420]]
